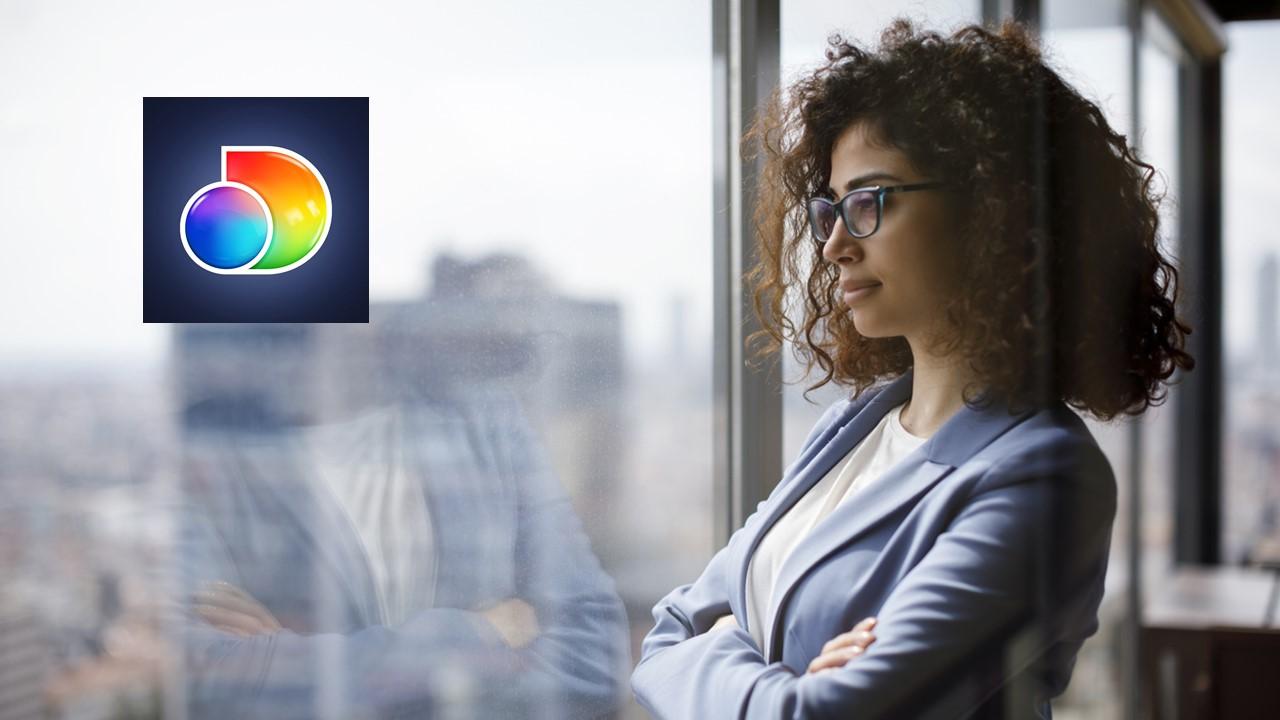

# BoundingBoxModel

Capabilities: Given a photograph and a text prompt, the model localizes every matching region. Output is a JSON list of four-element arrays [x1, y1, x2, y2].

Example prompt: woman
[[632, 17, 1192, 720]]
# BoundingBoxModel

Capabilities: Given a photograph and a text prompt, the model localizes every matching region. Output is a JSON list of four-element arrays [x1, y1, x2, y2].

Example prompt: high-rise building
[[173, 249, 624, 535], [1258, 253, 1277, 375], [0, 600, 52, 720]]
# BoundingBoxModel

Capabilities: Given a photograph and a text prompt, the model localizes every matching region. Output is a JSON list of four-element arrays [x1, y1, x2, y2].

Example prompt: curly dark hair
[[742, 16, 1195, 421]]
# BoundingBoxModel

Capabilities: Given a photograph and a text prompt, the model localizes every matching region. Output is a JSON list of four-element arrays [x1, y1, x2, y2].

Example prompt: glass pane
[[1042, 8, 1139, 720], [1136, 2, 1184, 588], [1222, 20, 1280, 568], [0, 2, 712, 718], [768, 2, 1162, 712]]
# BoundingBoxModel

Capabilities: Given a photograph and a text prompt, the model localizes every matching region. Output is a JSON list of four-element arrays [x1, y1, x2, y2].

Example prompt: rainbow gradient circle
[[179, 146, 332, 275]]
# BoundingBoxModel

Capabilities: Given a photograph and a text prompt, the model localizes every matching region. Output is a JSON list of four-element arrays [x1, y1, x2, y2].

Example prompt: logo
[[143, 97, 368, 323], [180, 146, 331, 274]]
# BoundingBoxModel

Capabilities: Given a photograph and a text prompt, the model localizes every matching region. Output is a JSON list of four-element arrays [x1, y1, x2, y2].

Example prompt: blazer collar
[[733, 367, 1038, 659], [821, 366, 1040, 467]]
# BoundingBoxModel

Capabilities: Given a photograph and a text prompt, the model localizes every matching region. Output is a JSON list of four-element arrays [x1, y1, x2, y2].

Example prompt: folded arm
[[637, 398, 854, 663], [173, 390, 630, 719], [631, 440, 1117, 720]]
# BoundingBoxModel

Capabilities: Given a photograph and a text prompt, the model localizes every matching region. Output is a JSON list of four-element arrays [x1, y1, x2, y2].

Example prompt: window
[[0, 2, 712, 717], [1222, 20, 1280, 569]]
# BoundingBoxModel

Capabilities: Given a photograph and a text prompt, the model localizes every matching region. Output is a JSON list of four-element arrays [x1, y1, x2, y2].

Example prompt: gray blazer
[[632, 367, 1117, 719]]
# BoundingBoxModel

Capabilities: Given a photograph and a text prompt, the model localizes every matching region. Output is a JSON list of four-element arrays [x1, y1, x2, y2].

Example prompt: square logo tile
[[143, 97, 368, 322]]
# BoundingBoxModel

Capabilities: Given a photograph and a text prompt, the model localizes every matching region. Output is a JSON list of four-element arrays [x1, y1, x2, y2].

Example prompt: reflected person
[[171, 323, 630, 719]]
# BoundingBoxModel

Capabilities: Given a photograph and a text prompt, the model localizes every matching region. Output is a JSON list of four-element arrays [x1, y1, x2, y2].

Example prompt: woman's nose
[[821, 221, 863, 264]]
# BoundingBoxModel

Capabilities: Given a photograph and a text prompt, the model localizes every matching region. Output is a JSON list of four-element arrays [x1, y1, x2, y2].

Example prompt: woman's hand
[[192, 581, 283, 637], [479, 598, 541, 649], [806, 616, 877, 674]]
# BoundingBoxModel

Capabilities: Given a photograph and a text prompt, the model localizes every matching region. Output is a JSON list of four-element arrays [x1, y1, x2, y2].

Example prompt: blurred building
[[0, 600, 53, 720], [173, 250, 624, 529], [1257, 254, 1277, 377]]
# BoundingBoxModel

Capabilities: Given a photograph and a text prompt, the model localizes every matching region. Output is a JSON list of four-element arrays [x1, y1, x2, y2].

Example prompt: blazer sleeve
[[630, 435, 1117, 720], [173, 388, 631, 720], [632, 397, 853, 695]]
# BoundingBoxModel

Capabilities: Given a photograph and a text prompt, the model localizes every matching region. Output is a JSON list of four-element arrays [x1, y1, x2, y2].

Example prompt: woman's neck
[[899, 340, 980, 438]]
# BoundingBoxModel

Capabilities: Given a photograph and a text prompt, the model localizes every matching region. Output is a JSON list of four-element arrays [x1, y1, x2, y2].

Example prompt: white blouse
[[306, 407, 437, 628], [744, 400, 926, 657]]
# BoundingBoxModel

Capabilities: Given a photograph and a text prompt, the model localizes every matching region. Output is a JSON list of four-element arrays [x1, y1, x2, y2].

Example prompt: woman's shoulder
[[997, 401, 1108, 462], [973, 401, 1117, 502]]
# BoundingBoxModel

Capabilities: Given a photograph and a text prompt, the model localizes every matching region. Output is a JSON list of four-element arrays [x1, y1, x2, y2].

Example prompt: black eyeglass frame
[[807, 180, 948, 243]]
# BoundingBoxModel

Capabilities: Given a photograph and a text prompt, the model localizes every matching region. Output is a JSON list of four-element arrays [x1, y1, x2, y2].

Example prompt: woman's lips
[[842, 282, 881, 302]]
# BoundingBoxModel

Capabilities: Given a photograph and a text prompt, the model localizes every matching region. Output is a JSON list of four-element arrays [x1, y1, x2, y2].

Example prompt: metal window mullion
[[1126, 6, 1147, 720], [1173, 51, 1223, 567], [712, 0, 782, 547]]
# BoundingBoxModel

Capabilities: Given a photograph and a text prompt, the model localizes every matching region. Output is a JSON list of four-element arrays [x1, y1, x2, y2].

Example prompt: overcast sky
[[0, 0, 714, 372], [1, 1, 1272, 374]]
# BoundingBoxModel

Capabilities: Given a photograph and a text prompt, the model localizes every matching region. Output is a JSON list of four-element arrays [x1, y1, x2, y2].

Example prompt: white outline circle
[[178, 180, 274, 274]]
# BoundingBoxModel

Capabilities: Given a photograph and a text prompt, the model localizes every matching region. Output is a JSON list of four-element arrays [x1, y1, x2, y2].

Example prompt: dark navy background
[[143, 97, 369, 322]]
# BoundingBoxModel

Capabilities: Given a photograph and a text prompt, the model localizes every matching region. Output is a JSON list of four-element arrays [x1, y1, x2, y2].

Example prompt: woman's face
[[820, 122, 961, 342]]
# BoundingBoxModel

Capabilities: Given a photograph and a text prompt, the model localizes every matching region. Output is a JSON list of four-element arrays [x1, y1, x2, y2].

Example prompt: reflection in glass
[[1039, 5, 1138, 718], [169, 258, 631, 718]]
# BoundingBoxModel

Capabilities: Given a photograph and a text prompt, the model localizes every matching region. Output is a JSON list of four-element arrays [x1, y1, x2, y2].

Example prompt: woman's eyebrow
[[828, 172, 902, 194]]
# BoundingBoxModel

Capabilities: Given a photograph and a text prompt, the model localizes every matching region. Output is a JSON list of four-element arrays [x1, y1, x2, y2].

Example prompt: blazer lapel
[[738, 369, 1039, 661], [231, 430, 382, 628], [763, 455, 951, 660], [733, 370, 914, 622]]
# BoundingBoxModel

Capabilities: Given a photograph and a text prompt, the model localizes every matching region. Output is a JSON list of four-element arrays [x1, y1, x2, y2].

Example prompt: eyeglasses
[[806, 181, 948, 244]]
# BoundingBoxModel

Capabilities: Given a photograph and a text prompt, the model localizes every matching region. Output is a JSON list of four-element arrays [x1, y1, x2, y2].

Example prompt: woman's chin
[[848, 314, 892, 338]]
